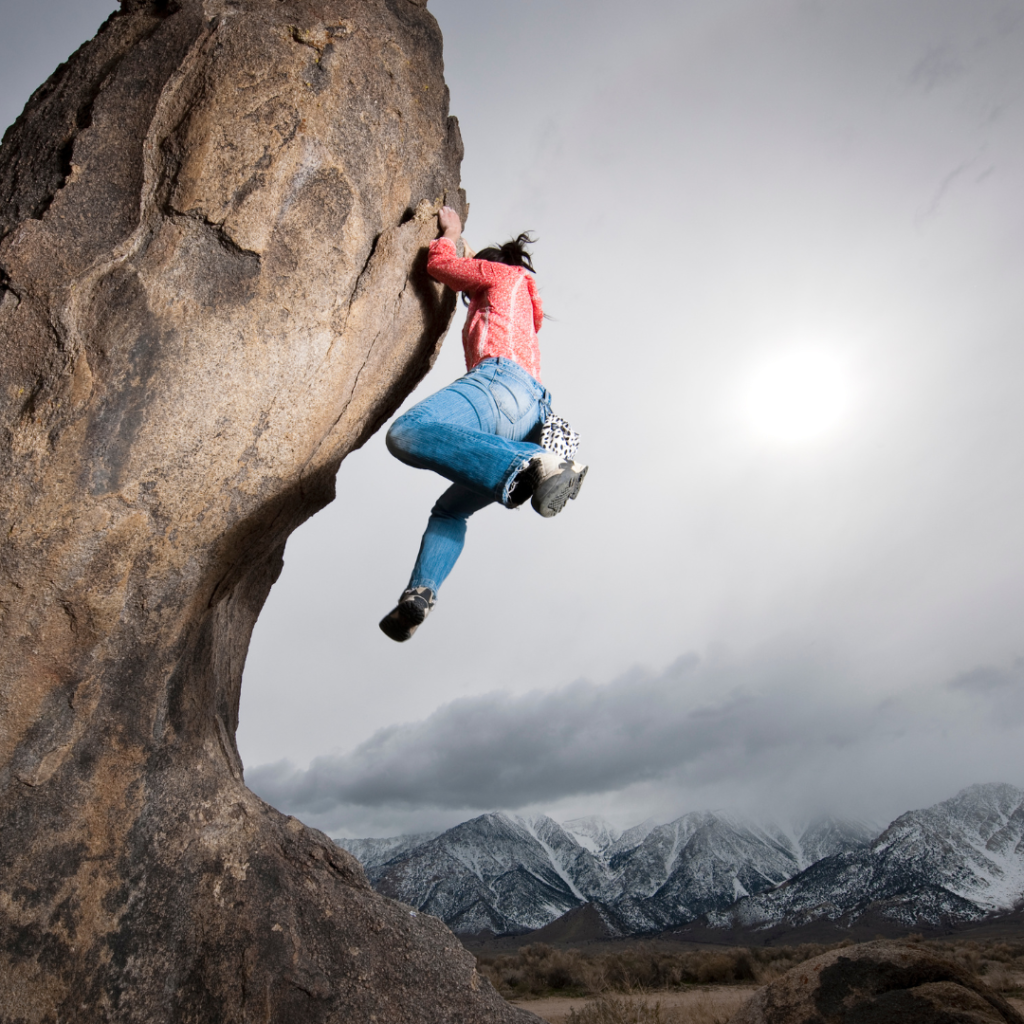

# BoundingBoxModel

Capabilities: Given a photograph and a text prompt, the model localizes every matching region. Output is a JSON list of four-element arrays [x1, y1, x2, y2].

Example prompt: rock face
[[729, 941, 1024, 1024], [0, 1, 536, 1020]]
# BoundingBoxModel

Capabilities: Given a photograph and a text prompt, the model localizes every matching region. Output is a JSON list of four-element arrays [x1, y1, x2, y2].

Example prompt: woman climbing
[[379, 206, 588, 642]]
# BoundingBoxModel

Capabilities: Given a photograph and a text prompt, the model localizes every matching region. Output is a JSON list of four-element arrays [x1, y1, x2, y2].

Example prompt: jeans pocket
[[488, 375, 522, 428]]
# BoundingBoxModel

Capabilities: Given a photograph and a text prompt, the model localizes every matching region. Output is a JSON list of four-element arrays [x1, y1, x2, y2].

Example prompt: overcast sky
[[4, 0, 1023, 840]]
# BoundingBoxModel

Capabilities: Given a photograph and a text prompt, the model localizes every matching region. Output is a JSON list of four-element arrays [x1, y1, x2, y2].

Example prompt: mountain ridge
[[337, 804, 878, 935], [709, 781, 1024, 933], [336, 784, 1024, 938]]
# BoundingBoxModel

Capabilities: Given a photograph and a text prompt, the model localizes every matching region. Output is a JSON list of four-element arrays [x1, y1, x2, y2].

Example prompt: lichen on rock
[[0, 1, 537, 1020]]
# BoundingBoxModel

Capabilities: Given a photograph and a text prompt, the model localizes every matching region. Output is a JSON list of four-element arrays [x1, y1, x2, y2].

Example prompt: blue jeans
[[385, 358, 553, 593]]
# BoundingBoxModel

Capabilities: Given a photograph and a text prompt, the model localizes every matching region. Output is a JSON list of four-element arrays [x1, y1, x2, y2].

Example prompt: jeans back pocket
[[488, 373, 525, 433]]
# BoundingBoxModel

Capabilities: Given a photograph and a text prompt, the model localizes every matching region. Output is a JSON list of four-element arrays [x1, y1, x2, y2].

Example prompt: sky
[[4, 0, 1023, 840]]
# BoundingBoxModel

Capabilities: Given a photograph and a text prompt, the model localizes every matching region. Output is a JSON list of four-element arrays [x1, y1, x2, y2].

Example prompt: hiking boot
[[510, 452, 588, 518], [379, 587, 435, 642]]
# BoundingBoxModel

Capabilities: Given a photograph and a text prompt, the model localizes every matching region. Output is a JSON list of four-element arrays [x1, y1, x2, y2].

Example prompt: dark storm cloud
[[248, 646, 1021, 819]]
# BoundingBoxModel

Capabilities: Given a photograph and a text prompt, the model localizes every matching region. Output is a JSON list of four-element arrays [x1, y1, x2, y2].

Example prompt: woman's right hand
[[438, 205, 462, 240]]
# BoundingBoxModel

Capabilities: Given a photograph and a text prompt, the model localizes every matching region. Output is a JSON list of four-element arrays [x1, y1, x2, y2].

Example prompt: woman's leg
[[380, 361, 553, 641], [396, 362, 551, 592], [386, 359, 549, 506], [407, 483, 495, 593]]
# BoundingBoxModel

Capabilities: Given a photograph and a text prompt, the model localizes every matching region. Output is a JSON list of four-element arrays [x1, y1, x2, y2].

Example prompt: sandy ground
[[511, 988, 1024, 1023], [509, 986, 760, 1023]]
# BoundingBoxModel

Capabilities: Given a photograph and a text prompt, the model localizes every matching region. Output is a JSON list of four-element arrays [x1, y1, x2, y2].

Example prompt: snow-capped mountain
[[612, 814, 799, 930], [708, 783, 1024, 932], [341, 813, 609, 934], [603, 811, 877, 932], [784, 816, 880, 869], [562, 816, 621, 855], [337, 832, 440, 871], [339, 786, 1024, 937], [336, 806, 875, 936], [605, 818, 659, 859]]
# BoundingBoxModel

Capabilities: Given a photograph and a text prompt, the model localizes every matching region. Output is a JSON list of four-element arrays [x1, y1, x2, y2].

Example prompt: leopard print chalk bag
[[539, 414, 580, 460]]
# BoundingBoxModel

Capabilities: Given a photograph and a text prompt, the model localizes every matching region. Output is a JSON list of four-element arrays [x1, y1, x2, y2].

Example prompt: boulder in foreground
[[729, 940, 1024, 1024]]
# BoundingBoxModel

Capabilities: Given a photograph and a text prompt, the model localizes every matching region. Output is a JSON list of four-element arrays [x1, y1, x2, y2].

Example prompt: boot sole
[[380, 616, 416, 642], [533, 463, 588, 518], [379, 597, 430, 642]]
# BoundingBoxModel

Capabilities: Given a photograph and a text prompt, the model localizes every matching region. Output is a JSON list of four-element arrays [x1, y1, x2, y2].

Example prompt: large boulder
[[729, 940, 1024, 1024], [0, 1, 537, 1021]]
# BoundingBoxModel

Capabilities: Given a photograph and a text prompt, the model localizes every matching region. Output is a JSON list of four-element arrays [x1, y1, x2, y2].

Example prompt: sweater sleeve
[[427, 237, 522, 293], [526, 274, 544, 332]]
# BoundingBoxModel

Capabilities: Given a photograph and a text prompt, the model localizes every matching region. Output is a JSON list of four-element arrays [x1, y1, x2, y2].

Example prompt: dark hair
[[462, 232, 537, 305]]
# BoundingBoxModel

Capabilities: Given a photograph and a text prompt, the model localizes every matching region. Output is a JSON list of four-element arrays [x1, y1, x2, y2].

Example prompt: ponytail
[[461, 232, 537, 305]]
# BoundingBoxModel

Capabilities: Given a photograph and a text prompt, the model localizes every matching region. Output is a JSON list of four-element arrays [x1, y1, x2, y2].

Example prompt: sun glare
[[742, 349, 854, 444]]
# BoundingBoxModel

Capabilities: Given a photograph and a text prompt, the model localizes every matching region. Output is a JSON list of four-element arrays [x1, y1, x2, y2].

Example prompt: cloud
[[948, 660, 1022, 693], [247, 644, 1024, 833], [248, 650, 813, 813], [947, 659, 1024, 725]]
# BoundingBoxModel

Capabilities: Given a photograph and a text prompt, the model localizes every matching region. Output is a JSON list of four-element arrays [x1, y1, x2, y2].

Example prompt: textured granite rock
[[0, 1, 537, 1020], [729, 940, 1024, 1024]]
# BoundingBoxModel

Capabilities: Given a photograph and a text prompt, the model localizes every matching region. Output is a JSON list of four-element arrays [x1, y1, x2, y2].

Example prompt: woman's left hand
[[438, 205, 462, 240]]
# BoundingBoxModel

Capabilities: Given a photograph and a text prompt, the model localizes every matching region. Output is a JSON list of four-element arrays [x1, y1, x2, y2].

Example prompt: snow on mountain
[[624, 813, 804, 928], [335, 832, 439, 871], [518, 814, 611, 902], [336, 806, 875, 936], [605, 818, 659, 860], [562, 816, 620, 855], [337, 789, 1023, 937], [361, 812, 609, 934], [789, 816, 878, 869], [604, 812, 846, 931], [594, 811, 877, 933], [710, 783, 1024, 931]]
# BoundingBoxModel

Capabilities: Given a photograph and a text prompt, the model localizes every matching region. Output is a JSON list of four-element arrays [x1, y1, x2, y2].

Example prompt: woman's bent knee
[[386, 416, 415, 461]]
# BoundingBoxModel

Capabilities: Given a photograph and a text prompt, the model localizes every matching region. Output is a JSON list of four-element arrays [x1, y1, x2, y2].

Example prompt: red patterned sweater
[[426, 236, 544, 382]]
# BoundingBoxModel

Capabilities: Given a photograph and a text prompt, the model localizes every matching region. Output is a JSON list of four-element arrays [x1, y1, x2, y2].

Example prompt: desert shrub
[[602, 947, 684, 991], [686, 949, 756, 984], [731, 949, 756, 981], [950, 944, 984, 976], [982, 941, 1024, 964], [566, 994, 669, 1024], [982, 963, 1019, 992], [738, 943, 828, 984], [474, 936, 925, 997], [752, 958, 796, 984], [478, 943, 602, 996], [789, 943, 830, 962], [695, 954, 735, 985], [548, 960, 581, 990], [984, 944, 1014, 963], [565, 991, 753, 1024]]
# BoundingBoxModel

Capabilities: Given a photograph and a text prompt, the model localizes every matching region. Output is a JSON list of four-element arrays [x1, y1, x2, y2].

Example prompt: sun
[[741, 349, 854, 444]]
